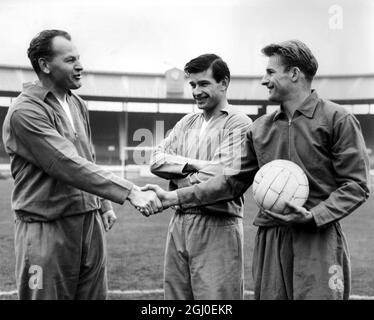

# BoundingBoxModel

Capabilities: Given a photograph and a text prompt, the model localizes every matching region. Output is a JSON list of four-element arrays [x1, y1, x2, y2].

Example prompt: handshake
[[127, 184, 179, 217]]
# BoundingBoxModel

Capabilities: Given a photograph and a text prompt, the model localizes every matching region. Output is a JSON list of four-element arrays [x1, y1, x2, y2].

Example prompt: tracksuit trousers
[[15, 210, 107, 300], [164, 212, 244, 300], [252, 223, 351, 300]]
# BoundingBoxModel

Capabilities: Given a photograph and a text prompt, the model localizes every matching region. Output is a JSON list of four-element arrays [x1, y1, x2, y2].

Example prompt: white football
[[252, 159, 309, 214]]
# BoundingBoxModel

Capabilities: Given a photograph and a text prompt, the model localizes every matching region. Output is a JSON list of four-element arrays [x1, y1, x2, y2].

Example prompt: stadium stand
[[1, 65, 373, 171]]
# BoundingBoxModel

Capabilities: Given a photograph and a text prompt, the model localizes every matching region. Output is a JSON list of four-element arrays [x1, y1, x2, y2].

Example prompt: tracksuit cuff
[[310, 203, 330, 227], [176, 186, 201, 209]]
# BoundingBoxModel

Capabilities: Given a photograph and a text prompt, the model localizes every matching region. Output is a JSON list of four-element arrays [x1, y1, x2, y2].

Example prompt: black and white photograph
[[0, 0, 373, 307]]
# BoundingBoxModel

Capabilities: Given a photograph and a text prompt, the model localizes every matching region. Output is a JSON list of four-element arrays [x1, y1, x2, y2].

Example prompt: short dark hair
[[261, 40, 318, 82], [27, 29, 71, 74], [184, 54, 230, 83]]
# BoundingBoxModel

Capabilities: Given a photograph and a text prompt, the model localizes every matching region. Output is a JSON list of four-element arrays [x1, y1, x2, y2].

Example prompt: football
[[252, 159, 309, 214]]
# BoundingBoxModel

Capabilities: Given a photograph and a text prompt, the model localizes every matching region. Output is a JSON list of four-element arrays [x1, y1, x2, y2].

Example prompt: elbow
[[357, 180, 371, 204], [150, 162, 169, 179], [150, 162, 161, 175], [363, 176, 371, 199], [365, 184, 371, 200], [149, 151, 164, 172]]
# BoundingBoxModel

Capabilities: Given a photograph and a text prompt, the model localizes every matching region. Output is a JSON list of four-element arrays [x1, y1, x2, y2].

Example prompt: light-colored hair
[[262, 40, 318, 82]]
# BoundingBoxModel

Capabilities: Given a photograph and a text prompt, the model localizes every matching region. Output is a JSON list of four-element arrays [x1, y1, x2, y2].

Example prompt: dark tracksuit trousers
[[15, 210, 107, 300], [252, 223, 350, 300]]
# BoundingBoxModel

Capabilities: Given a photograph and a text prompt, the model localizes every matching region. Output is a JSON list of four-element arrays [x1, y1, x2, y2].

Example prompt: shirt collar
[[198, 104, 233, 118], [272, 90, 319, 121], [220, 104, 235, 114], [22, 81, 72, 101]]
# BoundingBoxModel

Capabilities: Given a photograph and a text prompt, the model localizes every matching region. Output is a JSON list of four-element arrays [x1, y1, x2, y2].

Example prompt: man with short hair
[[145, 41, 370, 299], [149, 54, 252, 299], [2, 29, 162, 300]]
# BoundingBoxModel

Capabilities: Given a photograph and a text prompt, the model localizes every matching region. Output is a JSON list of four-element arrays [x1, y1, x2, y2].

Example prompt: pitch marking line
[[109, 289, 164, 295], [0, 290, 17, 296], [1, 289, 373, 299], [108, 289, 255, 296]]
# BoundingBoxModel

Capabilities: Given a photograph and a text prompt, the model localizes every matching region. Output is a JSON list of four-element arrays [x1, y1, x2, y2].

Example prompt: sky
[[0, 0, 373, 76]]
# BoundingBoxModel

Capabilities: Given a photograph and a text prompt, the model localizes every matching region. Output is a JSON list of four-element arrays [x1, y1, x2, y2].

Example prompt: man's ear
[[220, 77, 230, 91], [290, 67, 301, 82], [38, 57, 50, 74]]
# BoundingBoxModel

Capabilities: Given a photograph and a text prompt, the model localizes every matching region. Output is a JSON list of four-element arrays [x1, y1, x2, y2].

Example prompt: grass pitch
[[0, 176, 373, 299]]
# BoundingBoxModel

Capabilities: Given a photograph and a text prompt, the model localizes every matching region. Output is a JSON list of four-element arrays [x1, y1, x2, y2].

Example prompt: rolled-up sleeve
[[10, 106, 134, 205], [310, 114, 370, 227]]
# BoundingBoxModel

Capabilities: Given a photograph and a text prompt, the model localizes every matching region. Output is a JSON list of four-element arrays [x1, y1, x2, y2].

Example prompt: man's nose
[[75, 60, 83, 71], [261, 74, 269, 86], [193, 86, 202, 96]]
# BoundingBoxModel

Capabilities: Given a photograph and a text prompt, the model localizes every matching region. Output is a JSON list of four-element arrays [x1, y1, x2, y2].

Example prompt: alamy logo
[[28, 265, 43, 290], [328, 5, 343, 30], [328, 264, 344, 292]]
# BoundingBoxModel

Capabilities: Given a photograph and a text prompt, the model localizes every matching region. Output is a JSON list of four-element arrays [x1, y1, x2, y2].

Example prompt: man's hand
[[140, 184, 179, 209], [264, 201, 315, 225], [127, 185, 163, 217], [101, 209, 117, 232]]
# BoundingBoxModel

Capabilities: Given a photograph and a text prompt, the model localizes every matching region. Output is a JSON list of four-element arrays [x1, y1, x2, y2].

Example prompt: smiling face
[[188, 67, 226, 112], [45, 36, 83, 91], [261, 54, 293, 103]]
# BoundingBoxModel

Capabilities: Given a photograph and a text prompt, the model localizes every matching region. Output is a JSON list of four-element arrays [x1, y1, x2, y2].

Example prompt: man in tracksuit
[[149, 54, 252, 299], [144, 40, 370, 299], [2, 30, 162, 300]]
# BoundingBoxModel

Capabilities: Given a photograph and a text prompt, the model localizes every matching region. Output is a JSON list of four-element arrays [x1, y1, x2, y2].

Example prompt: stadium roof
[[0, 64, 374, 105]]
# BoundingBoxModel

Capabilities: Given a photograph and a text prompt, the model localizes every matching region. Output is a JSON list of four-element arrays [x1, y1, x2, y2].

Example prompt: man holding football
[[144, 40, 370, 299]]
